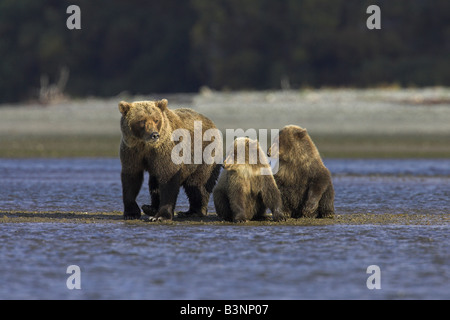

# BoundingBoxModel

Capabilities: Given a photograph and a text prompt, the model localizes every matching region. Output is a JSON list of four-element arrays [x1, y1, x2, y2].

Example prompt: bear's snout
[[143, 131, 159, 142], [150, 132, 160, 141]]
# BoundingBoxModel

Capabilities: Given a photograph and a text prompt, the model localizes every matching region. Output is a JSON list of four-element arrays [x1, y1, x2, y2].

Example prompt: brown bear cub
[[119, 99, 222, 220], [213, 137, 285, 222], [268, 125, 335, 219]]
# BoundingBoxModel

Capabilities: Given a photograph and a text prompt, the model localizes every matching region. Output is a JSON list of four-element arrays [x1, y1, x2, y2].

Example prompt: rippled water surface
[[0, 158, 449, 214], [0, 223, 448, 299], [0, 158, 449, 299]]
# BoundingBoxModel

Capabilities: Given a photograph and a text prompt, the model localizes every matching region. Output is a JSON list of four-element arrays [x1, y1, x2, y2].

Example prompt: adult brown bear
[[118, 99, 222, 221], [268, 125, 335, 219]]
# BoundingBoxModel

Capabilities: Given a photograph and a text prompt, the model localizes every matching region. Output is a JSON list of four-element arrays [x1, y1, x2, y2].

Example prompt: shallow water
[[0, 158, 449, 299], [0, 223, 448, 299], [0, 158, 448, 214]]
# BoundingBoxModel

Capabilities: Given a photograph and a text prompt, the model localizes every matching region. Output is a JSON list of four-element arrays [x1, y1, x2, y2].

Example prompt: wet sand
[[1, 210, 448, 226]]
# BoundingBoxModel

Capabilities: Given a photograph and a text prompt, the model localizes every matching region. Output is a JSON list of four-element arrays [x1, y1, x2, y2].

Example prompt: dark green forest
[[0, 0, 449, 103]]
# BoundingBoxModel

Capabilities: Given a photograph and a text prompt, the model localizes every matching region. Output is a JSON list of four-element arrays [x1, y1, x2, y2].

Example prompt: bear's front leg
[[121, 171, 144, 220], [149, 172, 181, 221], [213, 187, 234, 222], [142, 175, 160, 216]]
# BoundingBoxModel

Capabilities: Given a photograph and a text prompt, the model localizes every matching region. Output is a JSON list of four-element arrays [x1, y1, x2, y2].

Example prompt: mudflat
[[1, 210, 448, 226]]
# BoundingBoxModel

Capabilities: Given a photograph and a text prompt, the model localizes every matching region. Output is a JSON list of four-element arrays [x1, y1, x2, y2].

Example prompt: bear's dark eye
[[154, 119, 159, 124]]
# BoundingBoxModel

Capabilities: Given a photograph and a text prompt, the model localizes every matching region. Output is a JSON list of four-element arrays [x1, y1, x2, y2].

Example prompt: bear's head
[[268, 125, 313, 162], [119, 99, 168, 147], [224, 137, 269, 171]]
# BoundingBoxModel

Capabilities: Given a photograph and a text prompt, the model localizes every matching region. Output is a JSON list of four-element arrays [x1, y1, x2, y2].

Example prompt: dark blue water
[[0, 158, 449, 299], [0, 223, 448, 299]]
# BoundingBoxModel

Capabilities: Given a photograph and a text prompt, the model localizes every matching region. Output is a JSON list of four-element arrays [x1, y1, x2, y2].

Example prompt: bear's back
[[172, 108, 216, 129]]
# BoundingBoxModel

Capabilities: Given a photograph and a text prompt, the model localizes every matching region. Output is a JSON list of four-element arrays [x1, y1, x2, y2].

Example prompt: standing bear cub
[[213, 137, 285, 222], [268, 125, 335, 219], [119, 99, 222, 220]]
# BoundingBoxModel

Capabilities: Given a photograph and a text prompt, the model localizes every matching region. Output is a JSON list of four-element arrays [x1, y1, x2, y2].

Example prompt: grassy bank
[[0, 134, 121, 158], [313, 133, 450, 158], [0, 132, 448, 158]]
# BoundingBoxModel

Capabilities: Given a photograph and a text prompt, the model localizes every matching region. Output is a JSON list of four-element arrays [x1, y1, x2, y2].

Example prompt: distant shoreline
[[1, 88, 449, 158]]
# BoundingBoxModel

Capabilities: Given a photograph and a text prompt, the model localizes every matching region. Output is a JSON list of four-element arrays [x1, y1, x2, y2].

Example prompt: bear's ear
[[119, 101, 132, 115], [294, 127, 307, 140], [156, 99, 168, 111]]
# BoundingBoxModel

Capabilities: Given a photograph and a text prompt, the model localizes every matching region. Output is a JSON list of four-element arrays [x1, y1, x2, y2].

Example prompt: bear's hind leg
[[205, 164, 222, 194], [318, 184, 335, 218], [278, 185, 302, 218], [180, 185, 209, 218], [302, 182, 328, 218], [260, 177, 286, 222]]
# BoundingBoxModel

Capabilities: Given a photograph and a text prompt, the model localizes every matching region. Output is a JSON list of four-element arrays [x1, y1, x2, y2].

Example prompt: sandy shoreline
[[0, 88, 449, 158], [1, 210, 448, 226]]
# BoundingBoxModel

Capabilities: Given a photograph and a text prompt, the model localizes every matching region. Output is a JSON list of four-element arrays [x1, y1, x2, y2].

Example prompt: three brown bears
[[118, 99, 334, 222]]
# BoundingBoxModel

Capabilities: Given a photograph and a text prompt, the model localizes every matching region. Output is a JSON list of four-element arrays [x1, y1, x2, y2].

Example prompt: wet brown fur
[[268, 125, 335, 218], [119, 99, 222, 220], [213, 137, 285, 222]]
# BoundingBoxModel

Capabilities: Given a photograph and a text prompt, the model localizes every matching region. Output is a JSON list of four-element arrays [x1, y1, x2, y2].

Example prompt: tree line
[[0, 0, 449, 103]]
